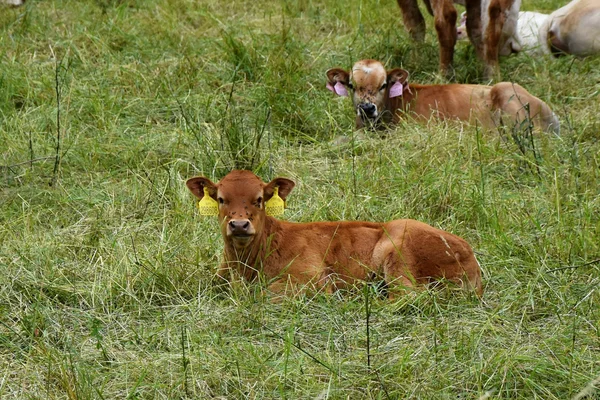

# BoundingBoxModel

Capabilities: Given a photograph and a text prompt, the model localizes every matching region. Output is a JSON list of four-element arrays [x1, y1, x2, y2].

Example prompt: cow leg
[[386, 276, 418, 299], [431, 0, 458, 75], [484, 0, 515, 78], [465, 0, 484, 59], [396, 0, 426, 42]]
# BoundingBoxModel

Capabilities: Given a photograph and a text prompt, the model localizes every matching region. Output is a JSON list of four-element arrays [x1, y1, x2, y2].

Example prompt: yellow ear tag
[[265, 187, 285, 216], [197, 187, 219, 216]]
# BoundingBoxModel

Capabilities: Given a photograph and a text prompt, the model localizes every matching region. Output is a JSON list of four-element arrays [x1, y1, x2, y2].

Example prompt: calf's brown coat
[[187, 170, 483, 297], [327, 59, 559, 134]]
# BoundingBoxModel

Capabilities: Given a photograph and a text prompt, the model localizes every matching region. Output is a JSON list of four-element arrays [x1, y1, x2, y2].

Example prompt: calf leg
[[397, 0, 426, 42], [379, 251, 418, 298], [431, 0, 458, 75]]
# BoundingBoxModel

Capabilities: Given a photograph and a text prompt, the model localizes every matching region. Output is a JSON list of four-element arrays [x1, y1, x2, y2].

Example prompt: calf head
[[326, 60, 410, 127], [186, 170, 295, 250]]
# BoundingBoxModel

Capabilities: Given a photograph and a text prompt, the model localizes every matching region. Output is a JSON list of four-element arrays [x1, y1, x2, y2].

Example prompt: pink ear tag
[[334, 82, 348, 96], [389, 81, 404, 98]]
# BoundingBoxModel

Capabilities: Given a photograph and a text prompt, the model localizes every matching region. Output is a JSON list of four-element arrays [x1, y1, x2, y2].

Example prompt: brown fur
[[396, 0, 517, 77], [326, 59, 560, 134], [187, 170, 483, 297]]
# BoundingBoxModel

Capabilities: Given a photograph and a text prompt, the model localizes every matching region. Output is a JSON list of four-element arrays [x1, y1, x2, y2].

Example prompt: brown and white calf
[[187, 170, 483, 297], [326, 59, 559, 134], [397, 0, 520, 77]]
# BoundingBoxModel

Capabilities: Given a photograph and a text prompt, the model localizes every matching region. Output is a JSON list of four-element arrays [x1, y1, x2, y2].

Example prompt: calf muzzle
[[228, 219, 253, 237], [358, 103, 377, 119]]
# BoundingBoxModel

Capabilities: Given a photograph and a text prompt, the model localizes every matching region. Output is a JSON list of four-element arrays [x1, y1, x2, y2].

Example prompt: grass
[[1, 0, 599, 398]]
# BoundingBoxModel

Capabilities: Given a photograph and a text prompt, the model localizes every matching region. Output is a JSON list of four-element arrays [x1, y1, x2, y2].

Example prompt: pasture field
[[1, 0, 599, 398]]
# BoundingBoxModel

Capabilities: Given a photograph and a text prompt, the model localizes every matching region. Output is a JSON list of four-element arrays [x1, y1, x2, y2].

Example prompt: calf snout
[[358, 103, 377, 118], [228, 219, 252, 236]]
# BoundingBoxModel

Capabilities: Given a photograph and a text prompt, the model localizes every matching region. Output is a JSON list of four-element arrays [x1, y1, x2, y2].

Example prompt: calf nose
[[358, 103, 377, 117], [228, 219, 251, 235]]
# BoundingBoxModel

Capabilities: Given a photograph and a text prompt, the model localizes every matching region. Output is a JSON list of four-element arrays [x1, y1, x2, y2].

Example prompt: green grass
[[1, 0, 599, 398]]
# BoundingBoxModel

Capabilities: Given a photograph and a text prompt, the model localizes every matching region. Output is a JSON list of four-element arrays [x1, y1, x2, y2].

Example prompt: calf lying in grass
[[326, 59, 560, 134], [187, 170, 483, 297]]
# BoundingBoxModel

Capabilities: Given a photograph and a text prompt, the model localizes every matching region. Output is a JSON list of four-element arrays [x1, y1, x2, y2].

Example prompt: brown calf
[[187, 170, 483, 297], [326, 59, 559, 134], [397, 0, 519, 77]]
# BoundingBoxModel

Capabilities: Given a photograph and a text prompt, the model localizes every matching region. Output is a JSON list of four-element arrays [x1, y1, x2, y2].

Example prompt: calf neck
[[187, 170, 483, 297]]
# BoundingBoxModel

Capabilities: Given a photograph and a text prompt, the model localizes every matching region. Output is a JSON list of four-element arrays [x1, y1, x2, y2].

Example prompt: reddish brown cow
[[187, 170, 483, 297], [326, 59, 559, 134], [397, 0, 519, 77]]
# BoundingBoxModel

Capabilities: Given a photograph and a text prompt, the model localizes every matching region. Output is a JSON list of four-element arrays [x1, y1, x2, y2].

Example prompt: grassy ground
[[1, 0, 599, 398]]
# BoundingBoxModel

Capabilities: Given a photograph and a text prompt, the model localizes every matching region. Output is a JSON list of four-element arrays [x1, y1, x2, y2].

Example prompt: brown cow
[[326, 59, 560, 134], [187, 170, 483, 297], [397, 0, 520, 77]]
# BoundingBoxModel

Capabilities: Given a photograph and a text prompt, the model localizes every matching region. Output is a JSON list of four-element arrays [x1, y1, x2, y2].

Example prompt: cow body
[[541, 0, 600, 57], [1, 0, 25, 5], [397, 0, 519, 77], [459, 1, 600, 57], [514, 11, 549, 54], [187, 170, 483, 297], [326, 59, 559, 134]]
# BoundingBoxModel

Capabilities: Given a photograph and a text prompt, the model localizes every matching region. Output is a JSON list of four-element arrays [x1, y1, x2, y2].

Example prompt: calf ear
[[326, 68, 350, 97], [264, 178, 295, 201], [387, 68, 410, 98], [186, 176, 217, 200]]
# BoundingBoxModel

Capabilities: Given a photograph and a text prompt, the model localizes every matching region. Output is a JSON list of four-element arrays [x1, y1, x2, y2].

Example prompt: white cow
[[516, 11, 549, 55], [458, 0, 600, 56], [541, 0, 600, 57], [1, 0, 25, 5]]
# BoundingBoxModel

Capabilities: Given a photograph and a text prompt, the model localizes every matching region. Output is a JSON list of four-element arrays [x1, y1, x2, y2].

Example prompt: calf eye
[[218, 197, 224, 205], [380, 83, 387, 91], [256, 197, 263, 207], [348, 83, 354, 90]]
